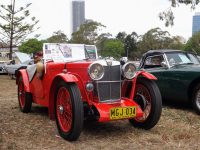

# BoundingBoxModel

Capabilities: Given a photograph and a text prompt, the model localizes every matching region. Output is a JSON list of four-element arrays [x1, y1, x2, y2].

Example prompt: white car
[[0, 61, 8, 74], [6, 52, 33, 78]]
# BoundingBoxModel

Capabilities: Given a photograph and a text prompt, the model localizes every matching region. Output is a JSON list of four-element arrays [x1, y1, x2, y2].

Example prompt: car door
[[141, 54, 189, 101], [158, 66, 189, 101], [29, 66, 45, 103], [141, 54, 176, 100]]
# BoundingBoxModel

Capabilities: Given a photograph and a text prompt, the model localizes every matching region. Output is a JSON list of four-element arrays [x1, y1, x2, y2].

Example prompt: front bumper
[[92, 97, 143, 122]]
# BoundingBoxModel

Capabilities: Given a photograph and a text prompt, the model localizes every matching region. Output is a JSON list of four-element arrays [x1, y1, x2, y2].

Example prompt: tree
[[168, 36, 185, 50], [0, 0, 39, 59], [116, 32, 127, 44], [160, 0, 200, 26], [124, 32, 139, 59], [116, 32, 139, 59], [70, 21, 106, 44], [137, 28, 173, 56], [184, 32, 200, 54], [47, 30, 68, 43], [96, 32, 112, 54], [101, 39, 125, 59], [19, 39, 43, 54]]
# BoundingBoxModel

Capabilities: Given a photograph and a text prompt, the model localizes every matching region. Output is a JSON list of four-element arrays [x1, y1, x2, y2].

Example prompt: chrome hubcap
[[19, 92, 22, 96], [135, 93, 147, 110], [134, 84, 152, 122], [59, 106, 64, 114]]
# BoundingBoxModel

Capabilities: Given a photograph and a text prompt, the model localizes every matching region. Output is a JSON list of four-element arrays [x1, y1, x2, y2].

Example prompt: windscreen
[[43, 43, 86, 62], [85, 45, 98, 59], [166, 52, 194, 66]]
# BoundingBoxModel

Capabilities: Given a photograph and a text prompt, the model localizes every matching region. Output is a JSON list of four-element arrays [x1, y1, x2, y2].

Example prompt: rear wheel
[[55, 82, 83, 141], [129, 78, 162, 129], [192, 84, 200, 115], [11, 74, 15, 79], [18, 77, 32, 113]]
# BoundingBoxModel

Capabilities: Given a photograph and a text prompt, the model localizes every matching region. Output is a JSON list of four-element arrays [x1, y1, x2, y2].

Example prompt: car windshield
[[166, 52, 199, 66], [43, 43, 98, 62], [187, 53, 200, 64], [85, 45, 98, 59]]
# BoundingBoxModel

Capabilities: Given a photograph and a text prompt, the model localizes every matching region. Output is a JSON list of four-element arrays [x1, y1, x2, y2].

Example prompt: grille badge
[[106, 59, 112, 66]]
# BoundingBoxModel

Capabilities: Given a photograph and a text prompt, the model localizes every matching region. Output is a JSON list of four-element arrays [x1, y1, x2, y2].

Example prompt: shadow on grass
[[163, 100, 193, 111], [0, 73, 8, 75], [30, 105, 134, 140], [31, 105, 49, 117], [82, 119, 139, 140]]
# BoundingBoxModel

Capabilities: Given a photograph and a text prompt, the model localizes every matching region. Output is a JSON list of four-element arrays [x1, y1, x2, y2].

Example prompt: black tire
[[192, 84, 200, 115], [18, 77, 32, 113], [11, 74, 14, 79], [55, 82, 83, 141], [129, 78, 162, 129]]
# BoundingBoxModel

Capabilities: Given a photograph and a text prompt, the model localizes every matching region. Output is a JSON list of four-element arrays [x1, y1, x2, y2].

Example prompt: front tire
[[55, 82, 83, 141], [18, 77, 32, 113], [129, 78, 162, 129], [192, 84, 200, 115]]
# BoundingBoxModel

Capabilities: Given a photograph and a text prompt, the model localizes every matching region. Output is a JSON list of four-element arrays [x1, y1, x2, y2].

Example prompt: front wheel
[[55, 82, 83, 141], [18, 77, 32, 113], [192, 84, 200, 115], [129, 78, 162, 129]]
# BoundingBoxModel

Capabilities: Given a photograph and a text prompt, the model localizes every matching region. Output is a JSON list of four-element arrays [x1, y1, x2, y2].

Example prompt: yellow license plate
[[110, 106, 136, 120]]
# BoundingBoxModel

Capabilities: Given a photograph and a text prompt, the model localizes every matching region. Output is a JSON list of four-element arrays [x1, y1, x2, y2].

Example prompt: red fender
[[48, 73, 78, 120], [16, 69, 30, 92], [129, 71, 157, 100], [138, 70, 157, 80], [55, 73, 79, 82]]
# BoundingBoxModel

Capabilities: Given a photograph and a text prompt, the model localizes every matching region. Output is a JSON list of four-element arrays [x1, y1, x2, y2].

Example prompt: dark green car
[[139, 50, 200, 114]]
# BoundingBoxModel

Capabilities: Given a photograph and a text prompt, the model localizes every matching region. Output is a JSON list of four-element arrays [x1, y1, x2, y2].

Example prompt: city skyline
[[192, 12, 200, 35], [72, 0, 85, 33]]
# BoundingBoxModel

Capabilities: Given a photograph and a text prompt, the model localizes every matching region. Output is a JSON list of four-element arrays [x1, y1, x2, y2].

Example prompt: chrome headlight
[[88, 63, 104, 80], [122, 62, 137, 79]]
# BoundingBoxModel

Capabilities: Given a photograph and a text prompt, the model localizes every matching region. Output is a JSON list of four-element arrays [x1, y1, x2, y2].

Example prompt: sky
[[3, 0, 200, 40]]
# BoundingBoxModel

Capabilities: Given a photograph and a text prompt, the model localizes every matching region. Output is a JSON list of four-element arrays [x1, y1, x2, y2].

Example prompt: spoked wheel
[[18, 77, 32, 113], [55, 82, 83, 141], [192, 84, 200, 115], [134, 84, 152, 122], [129, 78, 162, 129]]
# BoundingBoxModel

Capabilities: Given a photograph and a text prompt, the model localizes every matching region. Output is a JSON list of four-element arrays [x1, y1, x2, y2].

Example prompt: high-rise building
[[192, 12, 200, 35], [72, 0, 85, 33]]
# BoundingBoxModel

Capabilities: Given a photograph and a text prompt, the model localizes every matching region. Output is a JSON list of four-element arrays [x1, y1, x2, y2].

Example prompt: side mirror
[[161, 61, 168, 68]]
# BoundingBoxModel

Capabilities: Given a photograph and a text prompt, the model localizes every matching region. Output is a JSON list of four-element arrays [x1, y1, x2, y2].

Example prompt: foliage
[[124, 32, 139, 59], [101, 39, 124, 59], [47, 30, 68, 43], [70, 21, 106, 44], [116, 32, 139, 59], [136, 28, 185, 58], [115, 28, 185, 59], [19, 39, 43, 54], [0, 0, 39, 59], [96, 32, 112, 53], [168, 36, 185, 50], [137, 28, 171, 53], [116, 32, 127, 44], [160, 0, 200, 26], [184, 31, 200, 54]]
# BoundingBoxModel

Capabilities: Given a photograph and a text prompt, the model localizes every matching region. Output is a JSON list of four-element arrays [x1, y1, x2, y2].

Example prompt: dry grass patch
[[0, 75, 200, 150]]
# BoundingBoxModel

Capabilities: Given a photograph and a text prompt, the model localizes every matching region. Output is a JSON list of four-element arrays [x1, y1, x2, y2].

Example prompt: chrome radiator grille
[[96, 65, 121, 102]]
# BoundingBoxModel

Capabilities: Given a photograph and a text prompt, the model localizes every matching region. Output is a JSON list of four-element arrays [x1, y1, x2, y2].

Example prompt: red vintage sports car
[[16, 43, 162, 141]]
